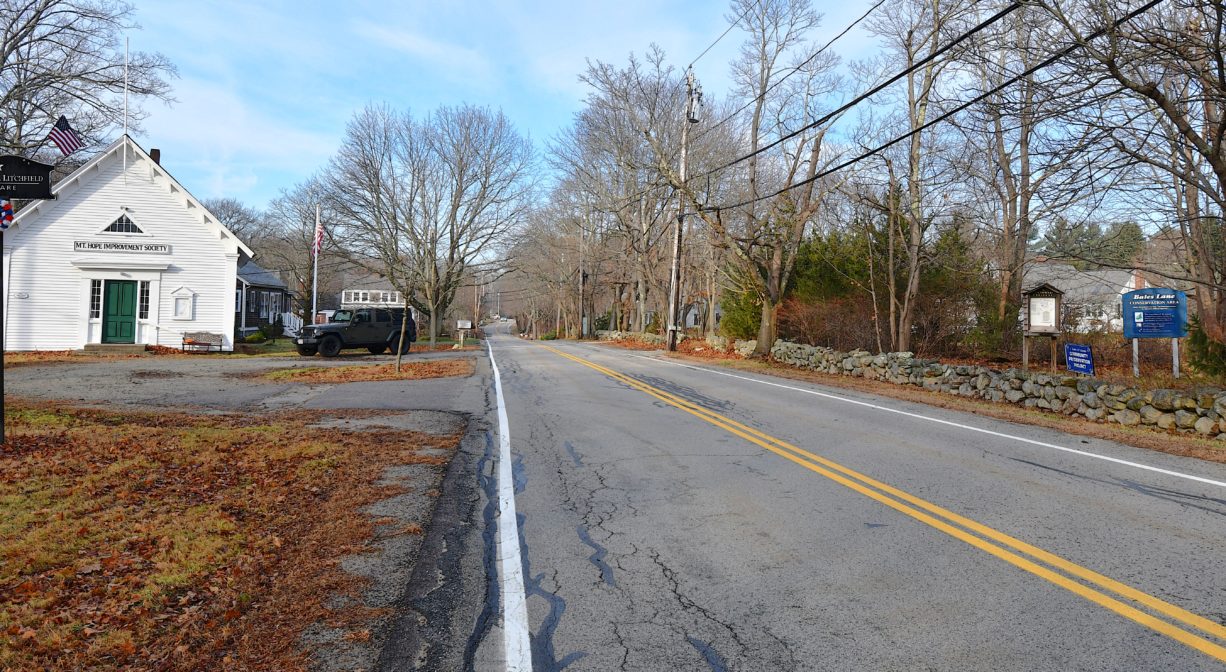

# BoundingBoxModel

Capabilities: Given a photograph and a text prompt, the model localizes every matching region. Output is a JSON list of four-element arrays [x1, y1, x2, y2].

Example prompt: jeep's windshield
[[331, 310, 353, 323]]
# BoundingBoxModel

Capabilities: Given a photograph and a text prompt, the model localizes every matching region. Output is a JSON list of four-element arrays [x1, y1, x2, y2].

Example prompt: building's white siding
[[3, 139, 248, 351]]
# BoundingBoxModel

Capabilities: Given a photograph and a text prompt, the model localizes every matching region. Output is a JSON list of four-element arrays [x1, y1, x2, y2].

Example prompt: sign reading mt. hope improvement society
[[74, 240, 170, 254], [1122, 288, 1187, 339]]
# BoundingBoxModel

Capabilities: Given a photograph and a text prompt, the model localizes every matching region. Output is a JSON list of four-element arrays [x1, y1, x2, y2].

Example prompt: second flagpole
[[311, 204, 320, 324]]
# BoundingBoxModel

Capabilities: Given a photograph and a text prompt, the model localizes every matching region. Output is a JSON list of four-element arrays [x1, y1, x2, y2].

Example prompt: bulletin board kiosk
[[1022, 283, 1063, 372]]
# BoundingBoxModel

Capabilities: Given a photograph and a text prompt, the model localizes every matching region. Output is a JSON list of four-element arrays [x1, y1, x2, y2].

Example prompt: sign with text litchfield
[[0, 155, 54, 200], [1122, 288, 1187, 339], [1064, 343, 1094, 376]]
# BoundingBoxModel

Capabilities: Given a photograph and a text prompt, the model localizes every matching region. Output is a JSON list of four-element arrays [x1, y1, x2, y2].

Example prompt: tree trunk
[[755, 299, 777, 357], [428, 302, 438, 348], [394, 296, 411, 373]]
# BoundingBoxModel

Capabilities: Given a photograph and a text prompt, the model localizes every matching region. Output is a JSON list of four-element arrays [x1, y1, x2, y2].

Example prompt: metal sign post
[[2, 157, 57, 445]]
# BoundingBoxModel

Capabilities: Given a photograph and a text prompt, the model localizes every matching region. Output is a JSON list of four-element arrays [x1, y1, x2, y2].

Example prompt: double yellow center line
[[541, 345, 1226, 664]]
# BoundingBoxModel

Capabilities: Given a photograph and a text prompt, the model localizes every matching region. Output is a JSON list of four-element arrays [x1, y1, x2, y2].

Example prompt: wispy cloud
[[141, 77, 336, 205], [350, 21, 493, 85]]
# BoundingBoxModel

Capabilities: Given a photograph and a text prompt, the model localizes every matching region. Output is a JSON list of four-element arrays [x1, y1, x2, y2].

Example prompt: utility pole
[[578, 220, 585, 338], [474, 272, 482, 326], [667, 67, 701, 352]]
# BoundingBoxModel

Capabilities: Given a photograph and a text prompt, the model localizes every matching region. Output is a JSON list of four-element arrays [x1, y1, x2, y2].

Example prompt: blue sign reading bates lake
[[1122, 288, 1187, 339], [1064, 343, 1095, 376]]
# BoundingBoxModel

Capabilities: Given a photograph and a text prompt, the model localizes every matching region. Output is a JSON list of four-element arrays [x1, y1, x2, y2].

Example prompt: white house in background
[[1021, 260, 1144, 333], [3, 135, 253, 351]]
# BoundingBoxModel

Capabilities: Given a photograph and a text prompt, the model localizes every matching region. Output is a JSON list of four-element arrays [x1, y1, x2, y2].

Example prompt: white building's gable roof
[[9, 135, 254, 258]]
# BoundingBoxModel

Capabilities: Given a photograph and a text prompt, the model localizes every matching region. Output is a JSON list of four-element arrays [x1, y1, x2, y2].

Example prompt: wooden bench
[[181, 331, 223, 352]]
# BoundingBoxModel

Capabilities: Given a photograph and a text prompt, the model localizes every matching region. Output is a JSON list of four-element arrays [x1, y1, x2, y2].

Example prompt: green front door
[[102, 280, 138, 343]]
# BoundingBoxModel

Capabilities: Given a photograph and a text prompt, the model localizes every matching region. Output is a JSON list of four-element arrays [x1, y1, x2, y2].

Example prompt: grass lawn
[[230, 340, 299, 356], [0, 403, 459, 670]]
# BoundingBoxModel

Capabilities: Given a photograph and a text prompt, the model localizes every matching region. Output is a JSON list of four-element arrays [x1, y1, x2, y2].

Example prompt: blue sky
[[132, 1, 878, 209]]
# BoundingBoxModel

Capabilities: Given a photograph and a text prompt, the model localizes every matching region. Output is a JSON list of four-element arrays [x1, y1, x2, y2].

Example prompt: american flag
[[311, 212, 324, 257], [1, 199, 14, 230], [48, 116, 84, 156]]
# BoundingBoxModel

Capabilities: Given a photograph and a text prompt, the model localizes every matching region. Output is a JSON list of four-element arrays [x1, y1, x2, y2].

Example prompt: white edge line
[[488, 341, 533, 671], [621, 352, 1226, 490]]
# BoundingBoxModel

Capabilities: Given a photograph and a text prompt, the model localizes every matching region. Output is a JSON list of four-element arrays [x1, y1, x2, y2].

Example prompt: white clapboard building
[[3, 136, 253, 351]]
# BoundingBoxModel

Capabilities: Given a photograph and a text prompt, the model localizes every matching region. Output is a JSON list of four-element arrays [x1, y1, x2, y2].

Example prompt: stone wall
[[764, 340, 1226, 439], [595, 330, 673, 346], [595, 331, 1226, 440]]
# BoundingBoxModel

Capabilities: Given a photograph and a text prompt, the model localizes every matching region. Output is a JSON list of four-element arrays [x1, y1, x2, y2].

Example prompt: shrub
[[258, 319, 283, 341], [244, 332, 266, 344], [1188, 316, 1226, 379], [540, 331, 558, 341], [720, 288, 761, 341], [778, 296, 880, 352]]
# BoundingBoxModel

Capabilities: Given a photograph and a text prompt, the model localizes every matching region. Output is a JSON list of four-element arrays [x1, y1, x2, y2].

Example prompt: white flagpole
[[311, 204, 320, 324], [123, 36, 129, 186]]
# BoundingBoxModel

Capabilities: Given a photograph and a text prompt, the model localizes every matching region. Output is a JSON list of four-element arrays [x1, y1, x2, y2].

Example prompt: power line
[[606, 0, 1014, 214], [696, 0, 1025, 181], [689, 1, 759, 68], [693, 0, 887, 145], [705, 0, 1167, 213]]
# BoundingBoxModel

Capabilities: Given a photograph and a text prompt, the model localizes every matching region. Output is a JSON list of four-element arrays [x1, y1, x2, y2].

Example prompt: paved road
[[11, 338, 1224, 670], [478, 329, 1226, 671]]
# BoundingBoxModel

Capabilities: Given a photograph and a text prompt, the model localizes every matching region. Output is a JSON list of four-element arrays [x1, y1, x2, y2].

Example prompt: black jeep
[[295, 308, 416, 357]]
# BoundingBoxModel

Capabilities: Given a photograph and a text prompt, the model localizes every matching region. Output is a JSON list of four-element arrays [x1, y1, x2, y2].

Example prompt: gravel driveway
[[5, 350, 477, 412]]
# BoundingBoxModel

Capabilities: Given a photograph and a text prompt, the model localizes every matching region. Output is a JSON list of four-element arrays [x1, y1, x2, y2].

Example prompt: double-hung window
[[138, 281, 150, 320], [89, 280, 102, 319]]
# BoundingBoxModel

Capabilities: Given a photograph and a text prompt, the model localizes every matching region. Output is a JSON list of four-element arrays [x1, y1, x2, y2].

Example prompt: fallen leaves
[[262, 358, 475, 384], [0, 402, 461, 671]]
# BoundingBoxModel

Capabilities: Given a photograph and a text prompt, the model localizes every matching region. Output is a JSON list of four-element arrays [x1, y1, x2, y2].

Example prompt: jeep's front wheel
[[296, 345, 317, 357], [395, 336, 411, 355], [318, 336, 342, 357]]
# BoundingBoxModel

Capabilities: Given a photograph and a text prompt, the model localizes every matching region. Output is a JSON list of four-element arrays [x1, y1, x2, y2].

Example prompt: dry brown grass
[[670, 354, 1226, 465], [0, 402, 459, 671], [261, 358, 475, 383], [3, 351, 150, 368]]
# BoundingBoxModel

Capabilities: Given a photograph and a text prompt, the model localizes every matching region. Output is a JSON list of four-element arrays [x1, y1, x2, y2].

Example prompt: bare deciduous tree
[[1035, 0, 1226, 348], [202, 196, 262, 243], [0, 0, 175, 161], [327, 103, 534, 346]]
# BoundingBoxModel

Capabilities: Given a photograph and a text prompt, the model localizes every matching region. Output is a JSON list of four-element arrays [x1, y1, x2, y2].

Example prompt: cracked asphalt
[[484, 330, 1226, 671]]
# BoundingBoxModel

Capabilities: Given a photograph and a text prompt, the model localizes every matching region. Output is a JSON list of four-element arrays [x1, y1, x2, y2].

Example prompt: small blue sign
[[1122, 288, 1187, 339], [1064, 343, 1095, 376]]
